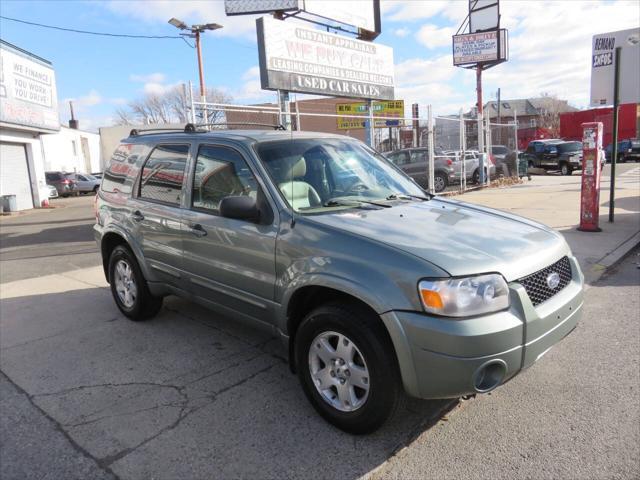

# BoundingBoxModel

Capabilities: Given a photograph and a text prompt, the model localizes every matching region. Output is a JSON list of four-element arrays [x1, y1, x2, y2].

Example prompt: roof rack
[[129, 122, 286, 137], [188, 122, 287, 131]]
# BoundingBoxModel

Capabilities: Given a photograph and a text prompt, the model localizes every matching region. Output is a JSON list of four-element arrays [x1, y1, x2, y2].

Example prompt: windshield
[[557, 142, 581, 153], [256, 138, 426, 213]]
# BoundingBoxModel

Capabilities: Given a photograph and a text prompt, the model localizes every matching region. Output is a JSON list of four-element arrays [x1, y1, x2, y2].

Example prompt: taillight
[[63, 179, 70, 184], [447, 158, 453, 165]]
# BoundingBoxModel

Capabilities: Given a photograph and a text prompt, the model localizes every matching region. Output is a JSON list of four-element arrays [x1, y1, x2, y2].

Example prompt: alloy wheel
[[308, 331, 370, 412], [114, 259, 137, 308]]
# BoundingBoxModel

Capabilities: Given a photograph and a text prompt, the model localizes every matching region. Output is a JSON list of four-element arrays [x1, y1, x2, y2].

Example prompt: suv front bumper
[[381, 256, 584, 399]]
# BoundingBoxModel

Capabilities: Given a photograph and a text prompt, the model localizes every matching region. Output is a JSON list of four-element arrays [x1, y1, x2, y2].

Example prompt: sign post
[[578, 122, 603, 232]]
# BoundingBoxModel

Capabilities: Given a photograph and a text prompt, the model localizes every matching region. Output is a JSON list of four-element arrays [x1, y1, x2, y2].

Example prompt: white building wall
[[40, 126, 101, 173], [0, 127, 47, 208]]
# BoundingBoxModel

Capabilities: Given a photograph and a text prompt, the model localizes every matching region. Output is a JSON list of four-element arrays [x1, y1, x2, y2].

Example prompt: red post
[[578, 122, 603, 232]]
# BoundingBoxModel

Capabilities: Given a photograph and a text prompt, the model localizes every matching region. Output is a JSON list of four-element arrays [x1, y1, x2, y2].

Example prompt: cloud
[[415, 24, 454, 49], [393, 27, 411, 38], [130, 73, 166, 83], [395, 55, 456, 86], [232, 66, 271, 102], [106, 0, 259, 39]]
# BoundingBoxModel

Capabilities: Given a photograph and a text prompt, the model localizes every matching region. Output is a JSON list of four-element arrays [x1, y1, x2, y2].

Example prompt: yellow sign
[[336, 100, 405, 130]]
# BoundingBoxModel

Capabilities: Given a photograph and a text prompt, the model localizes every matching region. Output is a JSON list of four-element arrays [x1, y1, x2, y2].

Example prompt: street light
[[168, 18, 223, 109]]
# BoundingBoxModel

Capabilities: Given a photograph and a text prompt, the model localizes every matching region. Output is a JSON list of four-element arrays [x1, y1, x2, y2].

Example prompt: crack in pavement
[[0, 370, 120, 480]]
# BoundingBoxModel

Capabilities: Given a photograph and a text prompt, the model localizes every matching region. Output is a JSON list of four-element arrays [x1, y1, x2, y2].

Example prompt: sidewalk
[[460, 166, 640, 284]]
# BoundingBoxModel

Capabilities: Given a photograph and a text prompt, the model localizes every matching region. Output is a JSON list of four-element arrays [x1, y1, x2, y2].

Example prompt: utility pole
[[476, 65, 485, 183], [169, 18, 223, 122]]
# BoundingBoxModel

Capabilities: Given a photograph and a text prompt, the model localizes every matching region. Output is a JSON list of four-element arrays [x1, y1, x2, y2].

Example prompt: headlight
[[418, 274, 510, 317]]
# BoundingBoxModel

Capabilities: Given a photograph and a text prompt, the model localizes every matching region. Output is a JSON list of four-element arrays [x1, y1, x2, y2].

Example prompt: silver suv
[[95, 127, 584, 433]]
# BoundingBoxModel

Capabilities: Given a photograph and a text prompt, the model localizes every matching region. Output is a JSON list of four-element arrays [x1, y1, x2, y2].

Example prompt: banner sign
[[590, 28, 640, 106], [0, 42, 59, 131], [256, 16, 394, 100], [452, 29, 507, 66], [336, 100, 404, 129]]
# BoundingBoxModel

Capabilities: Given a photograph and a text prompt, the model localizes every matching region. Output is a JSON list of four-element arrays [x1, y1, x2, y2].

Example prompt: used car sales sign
[[256, 16, 394, 100]]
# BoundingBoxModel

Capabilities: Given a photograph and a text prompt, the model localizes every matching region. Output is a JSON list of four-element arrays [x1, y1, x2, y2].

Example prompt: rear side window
[[390, 151, 409, 165], [139, 144, 189, 206], [102, 144, 146, 195], [410, 150, 427, 163], [192, 145, 258, 214], [45, 172, 61, 181]]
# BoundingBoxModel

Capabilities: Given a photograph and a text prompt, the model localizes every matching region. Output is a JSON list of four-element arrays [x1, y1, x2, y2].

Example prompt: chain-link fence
[[186, 84, 526, 197]]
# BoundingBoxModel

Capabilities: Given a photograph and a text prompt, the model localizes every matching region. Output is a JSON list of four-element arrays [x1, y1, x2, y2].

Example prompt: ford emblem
[[546, 272, 561, 290]]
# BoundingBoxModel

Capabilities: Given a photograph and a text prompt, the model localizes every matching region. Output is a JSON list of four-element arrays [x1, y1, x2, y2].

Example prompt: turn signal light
[[420, 289, 444, 310]]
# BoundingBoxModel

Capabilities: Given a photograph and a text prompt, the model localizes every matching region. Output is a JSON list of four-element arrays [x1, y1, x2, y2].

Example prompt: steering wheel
[[344, 180, 370, 194]]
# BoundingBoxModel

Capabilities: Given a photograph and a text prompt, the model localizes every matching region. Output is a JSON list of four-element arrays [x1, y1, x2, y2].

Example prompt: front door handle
[[190, 223, 207, 237], [131, 210, 144, 222]]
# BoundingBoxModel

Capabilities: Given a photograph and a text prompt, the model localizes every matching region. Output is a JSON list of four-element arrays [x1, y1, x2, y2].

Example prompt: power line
[[0, 15, 194, 47]]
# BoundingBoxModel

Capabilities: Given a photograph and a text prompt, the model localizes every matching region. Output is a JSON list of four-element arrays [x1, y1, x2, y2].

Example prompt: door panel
[[133, 144, 190, 285], [181, 145, 277, 321]]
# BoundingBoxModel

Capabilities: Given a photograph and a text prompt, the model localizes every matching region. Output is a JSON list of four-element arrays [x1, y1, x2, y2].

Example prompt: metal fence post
[[427, 105, 435, 195], [365, 99, 374, 147], [459, 108, 466, 192], [188, 81, 196, 125]]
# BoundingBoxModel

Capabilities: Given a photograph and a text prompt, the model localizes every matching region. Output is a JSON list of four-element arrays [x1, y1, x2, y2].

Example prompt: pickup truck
[[523, 140, 582, 175]]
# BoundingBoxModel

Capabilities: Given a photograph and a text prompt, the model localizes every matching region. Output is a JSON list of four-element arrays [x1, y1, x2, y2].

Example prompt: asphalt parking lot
[[1, 169, 639, 479]]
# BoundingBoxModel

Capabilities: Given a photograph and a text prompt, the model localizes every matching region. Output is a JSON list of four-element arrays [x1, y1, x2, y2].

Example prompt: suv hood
[[307, 198, 568, 281]]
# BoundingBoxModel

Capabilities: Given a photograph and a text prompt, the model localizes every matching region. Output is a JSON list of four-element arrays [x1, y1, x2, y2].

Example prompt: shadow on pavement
[[0, 223, 95, 249], [1, 287, 456, 479]]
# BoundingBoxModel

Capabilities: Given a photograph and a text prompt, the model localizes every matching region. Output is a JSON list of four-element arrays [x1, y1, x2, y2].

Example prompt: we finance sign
[[256, 16, 394, 100]]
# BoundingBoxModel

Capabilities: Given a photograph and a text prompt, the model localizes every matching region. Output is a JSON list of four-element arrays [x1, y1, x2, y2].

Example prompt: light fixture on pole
[[168, 17, 223, 117]]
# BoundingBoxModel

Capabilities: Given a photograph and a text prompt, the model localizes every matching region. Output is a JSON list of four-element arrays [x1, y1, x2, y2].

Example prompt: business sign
[[226, 0, 380, 37], [256, 16, 394, 100], [0, 42, 59, 132], [452, 29, 508, 65], [590, 28, 640, 106], [225, 0, 298, 15], [469, 0, 499, 33], [336, 100, 404, 129]]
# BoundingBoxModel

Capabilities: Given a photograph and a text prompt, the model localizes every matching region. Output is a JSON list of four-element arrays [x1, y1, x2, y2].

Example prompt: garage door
[[0, 142, 34, 211]]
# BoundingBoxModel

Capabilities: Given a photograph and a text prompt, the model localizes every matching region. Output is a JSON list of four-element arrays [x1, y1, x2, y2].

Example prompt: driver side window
[[192, 145, 258, 214]]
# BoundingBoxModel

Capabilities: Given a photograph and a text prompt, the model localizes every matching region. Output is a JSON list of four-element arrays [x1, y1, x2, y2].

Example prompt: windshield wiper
[[386, 193, 432, 201], [323, 199, 391, 208]]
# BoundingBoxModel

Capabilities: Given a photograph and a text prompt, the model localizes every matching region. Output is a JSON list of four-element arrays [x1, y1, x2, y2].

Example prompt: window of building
[[139, 144, 189, 206], [530, 118, 537, 128], [192, 145, 258, 214]]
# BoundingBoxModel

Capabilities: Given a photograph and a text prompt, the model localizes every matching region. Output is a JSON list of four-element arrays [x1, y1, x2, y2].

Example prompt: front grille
[[517, 256, 572, 306]]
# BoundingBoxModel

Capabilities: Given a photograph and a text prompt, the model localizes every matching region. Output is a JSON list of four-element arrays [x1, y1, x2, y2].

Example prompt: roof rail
[[129, 122, 286, 137], [129, 127, 190, 137], [186, 122, 286, 131]]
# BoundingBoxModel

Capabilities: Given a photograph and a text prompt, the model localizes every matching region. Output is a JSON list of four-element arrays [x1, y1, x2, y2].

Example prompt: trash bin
[[1, 194, 17, 212]]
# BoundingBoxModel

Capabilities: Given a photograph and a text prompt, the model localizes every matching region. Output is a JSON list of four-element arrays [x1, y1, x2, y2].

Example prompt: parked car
[[385, 148, 454, 193], [604, 139, 640, 163], [95, 127, 584, 434], [66, 173, 101, 194], [46, 184, 59, 198], [442, 150, 497, 184], [522, 140, 582, 175], [45, 171, 78, 197]]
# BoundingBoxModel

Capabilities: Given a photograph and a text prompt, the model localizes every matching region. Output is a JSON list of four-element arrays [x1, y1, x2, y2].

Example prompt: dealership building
[[0, 40, 100, 211]]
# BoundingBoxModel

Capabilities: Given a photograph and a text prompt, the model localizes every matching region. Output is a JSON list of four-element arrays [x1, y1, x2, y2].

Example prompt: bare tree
[[114, 86, 233, 125], [534, 93, 574, 137]]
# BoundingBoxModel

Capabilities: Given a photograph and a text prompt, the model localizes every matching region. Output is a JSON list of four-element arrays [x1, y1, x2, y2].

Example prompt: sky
[[1, 0, 638, 131]]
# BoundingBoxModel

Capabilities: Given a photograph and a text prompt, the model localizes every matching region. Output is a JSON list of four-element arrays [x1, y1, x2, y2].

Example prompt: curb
[[588, 230, 640, 283]]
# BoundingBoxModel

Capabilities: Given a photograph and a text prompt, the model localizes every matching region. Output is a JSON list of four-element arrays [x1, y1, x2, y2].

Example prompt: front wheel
[[295, 303, 402, 434], [560, 163, 573, 176], [108, 245, 163, 321]]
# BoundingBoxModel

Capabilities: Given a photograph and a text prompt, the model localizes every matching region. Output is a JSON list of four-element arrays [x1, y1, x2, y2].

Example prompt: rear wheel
[[295, 303, 402, 434], [433, 173, 447, 193], [108, 245, 162, 321]]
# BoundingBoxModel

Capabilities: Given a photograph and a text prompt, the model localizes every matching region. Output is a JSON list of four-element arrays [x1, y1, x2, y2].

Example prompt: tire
[[433, 173, 447, 193], [560, 162, 573, 176], [472, 168, 487, 185], [528, 161, 534, 169], [108, 245, 163, 321], [295, 302, 402, 434], [93, 185, 99, 194]]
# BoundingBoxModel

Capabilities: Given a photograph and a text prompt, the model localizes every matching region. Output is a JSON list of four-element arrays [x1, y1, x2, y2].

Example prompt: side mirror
[[219, 195, 260, 222]]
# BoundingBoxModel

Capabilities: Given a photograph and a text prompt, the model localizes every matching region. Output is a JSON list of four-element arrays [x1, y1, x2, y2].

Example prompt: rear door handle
[[131, 210, 144, 222], [190, 223, 207, 237]]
